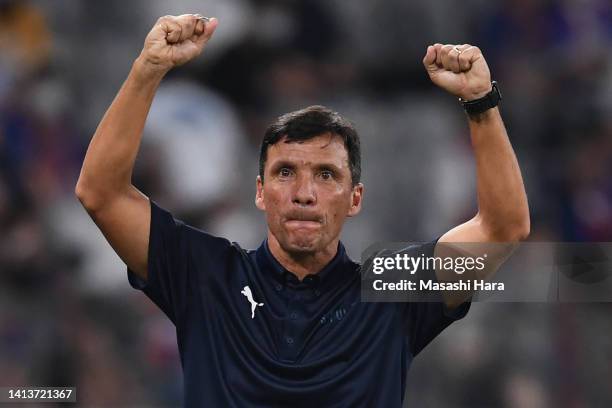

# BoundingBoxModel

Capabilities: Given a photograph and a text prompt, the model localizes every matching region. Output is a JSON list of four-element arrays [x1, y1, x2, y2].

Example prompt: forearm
[[468, 107, 529, 240], [76, 57, 166, 208]]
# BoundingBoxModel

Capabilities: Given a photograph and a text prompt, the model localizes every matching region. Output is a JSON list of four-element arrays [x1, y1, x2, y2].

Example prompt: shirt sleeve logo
[[241, 286, 264, 319]]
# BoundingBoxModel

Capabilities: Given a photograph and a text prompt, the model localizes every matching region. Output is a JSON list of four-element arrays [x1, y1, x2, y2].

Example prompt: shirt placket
[[278, 274, 321, 362]]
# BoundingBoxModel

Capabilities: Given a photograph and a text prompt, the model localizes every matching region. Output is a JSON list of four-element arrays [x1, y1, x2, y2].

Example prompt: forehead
[[266, 133, 349, 168]]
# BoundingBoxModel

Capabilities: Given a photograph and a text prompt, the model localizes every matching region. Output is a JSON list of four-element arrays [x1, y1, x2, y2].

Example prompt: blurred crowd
[[0, 0, 611, 406]]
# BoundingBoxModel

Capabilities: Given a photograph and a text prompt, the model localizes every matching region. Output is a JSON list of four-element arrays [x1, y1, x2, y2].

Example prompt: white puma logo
[[241, 285, 264, 319]]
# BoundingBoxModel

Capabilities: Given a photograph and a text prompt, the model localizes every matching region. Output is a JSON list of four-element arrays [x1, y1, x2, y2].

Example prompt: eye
[[279, 167, 292, 178], [320, 170, 334, 181]]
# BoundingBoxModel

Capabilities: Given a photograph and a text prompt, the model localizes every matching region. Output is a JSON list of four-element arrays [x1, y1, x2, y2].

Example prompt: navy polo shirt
[[128, 200, 470, 407]]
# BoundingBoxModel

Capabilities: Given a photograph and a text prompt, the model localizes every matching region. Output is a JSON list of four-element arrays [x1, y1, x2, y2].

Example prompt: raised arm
[[75, 14, 218, 280], [422, 43, 530, 308]]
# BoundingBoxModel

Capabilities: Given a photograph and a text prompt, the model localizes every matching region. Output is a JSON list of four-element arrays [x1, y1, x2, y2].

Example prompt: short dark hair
[[259, 105, 361, 186]]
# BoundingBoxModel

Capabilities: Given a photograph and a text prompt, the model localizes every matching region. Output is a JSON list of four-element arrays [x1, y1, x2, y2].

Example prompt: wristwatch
[[459, 81, 502, 115]]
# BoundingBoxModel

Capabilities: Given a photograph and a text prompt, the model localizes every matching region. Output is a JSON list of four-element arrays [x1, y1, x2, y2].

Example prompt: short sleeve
[[127, 200, 191, 325], [399, 239, 471, 357]]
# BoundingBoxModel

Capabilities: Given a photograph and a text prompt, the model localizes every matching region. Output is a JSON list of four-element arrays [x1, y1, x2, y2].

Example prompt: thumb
[[195, 17, 218, 48], [422, 45, 438, 72]]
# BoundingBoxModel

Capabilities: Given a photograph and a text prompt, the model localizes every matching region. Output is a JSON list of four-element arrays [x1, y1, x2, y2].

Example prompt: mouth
[[285, 220, 322, 229], [284, 213, 323, 229]]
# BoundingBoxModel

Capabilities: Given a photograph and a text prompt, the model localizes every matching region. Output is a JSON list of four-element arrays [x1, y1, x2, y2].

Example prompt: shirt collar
[[255, 239, 351, 290]]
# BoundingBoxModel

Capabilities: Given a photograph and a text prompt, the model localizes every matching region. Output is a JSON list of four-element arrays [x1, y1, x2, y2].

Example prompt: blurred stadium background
[[0, 0, 611, 406]]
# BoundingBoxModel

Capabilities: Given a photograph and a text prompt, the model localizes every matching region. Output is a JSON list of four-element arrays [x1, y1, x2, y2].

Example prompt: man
[[76, 14, 529, 407]]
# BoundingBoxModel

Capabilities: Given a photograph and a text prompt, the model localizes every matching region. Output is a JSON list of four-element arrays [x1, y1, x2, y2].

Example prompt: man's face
[[255, 133, 363, 255]]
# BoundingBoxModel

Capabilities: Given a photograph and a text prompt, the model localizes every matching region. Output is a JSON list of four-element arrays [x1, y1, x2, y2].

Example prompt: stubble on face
[[260, 133, 355, 257]]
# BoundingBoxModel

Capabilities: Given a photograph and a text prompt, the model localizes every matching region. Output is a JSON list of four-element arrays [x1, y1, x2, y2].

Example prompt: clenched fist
[[423, 43, 492, 101], [138, 14, 218, 76]]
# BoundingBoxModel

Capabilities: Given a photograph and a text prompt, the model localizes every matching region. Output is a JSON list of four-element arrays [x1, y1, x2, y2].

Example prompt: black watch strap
[[459, 81, 502, 115]]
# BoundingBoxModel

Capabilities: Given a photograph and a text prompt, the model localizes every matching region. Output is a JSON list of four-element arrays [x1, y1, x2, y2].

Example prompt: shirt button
[[275, 283, 282, 291], [286, 336, 294, 344], [314, 290, 321, 297], [290, 312, 298, 320]]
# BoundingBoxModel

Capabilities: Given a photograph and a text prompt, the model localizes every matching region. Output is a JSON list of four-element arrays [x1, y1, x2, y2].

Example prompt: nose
[[292, 173, 316, 206]]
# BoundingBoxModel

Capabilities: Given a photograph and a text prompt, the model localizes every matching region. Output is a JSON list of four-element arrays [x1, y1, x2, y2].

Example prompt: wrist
[[466, 106, 498, 124], [131, 55, 170, 84], [460, 84, 493, 101], [460, 81, 502, 117]]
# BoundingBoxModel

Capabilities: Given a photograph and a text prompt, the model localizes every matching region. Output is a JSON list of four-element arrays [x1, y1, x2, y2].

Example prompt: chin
[[286, 240, 318, 254], [282, 234, 322, 254]]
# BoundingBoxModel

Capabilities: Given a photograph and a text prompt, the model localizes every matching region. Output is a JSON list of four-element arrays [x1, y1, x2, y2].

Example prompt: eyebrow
[[315, 163, 342, 173], [268, 160, 343, 173]]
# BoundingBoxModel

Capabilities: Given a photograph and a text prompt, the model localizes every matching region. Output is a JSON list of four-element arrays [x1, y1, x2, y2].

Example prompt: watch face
[[493, 82, 502, 100]]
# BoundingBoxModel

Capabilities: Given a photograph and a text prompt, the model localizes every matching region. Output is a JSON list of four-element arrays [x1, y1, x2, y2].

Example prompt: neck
[[267, 233, 339, 281]]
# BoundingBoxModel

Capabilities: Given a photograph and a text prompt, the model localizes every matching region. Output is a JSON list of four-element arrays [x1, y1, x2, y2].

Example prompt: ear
[[347, 183, 364, 217], [255, 175, 266, 211]]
